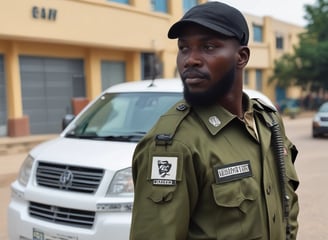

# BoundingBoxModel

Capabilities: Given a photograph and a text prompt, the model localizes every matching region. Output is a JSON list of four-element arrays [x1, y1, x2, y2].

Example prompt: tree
[[270, 0, 328, 93], [269, 53, 299, 88]]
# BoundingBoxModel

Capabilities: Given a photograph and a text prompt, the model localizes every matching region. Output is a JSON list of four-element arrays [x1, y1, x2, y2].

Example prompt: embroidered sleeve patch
[[151, 156, 178, 186], [213, 160, 252, 184]]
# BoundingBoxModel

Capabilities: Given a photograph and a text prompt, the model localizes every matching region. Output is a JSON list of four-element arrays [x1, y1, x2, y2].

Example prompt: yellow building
[[0, 0, 303, 137], [244, 13, 305, 105]]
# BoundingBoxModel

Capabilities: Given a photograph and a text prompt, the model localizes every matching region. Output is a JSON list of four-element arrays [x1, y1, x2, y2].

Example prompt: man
[[130, 2, 299, 240]]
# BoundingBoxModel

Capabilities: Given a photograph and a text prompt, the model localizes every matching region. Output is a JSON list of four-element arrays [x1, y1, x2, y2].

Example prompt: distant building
[[0, 0, 304, 137], [244, 13, 305, 106]]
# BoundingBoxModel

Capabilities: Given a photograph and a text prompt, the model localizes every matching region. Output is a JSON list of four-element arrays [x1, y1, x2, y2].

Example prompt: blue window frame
[[253, 24, 263, 42], [183, 0, 197, 13], [151, 0, 168, 13], [109, 0, 129, 4]]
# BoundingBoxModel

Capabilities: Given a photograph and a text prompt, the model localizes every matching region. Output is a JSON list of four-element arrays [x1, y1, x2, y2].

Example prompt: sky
[[211, 0, 317, 26]]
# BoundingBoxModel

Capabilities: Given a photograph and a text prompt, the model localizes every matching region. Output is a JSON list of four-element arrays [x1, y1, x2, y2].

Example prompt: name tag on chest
[[213, 160, 252, 184]]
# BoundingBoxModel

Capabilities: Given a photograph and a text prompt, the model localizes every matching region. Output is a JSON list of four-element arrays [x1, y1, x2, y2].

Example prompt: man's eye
[[178, 46, 188, 52], [204, 45, 215, 51]]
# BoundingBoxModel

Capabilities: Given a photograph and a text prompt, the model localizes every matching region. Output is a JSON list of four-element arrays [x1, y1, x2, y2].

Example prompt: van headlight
[[107, 167, 134, 197], [18, 155, 34, 186], [97, 167, 134, 212]]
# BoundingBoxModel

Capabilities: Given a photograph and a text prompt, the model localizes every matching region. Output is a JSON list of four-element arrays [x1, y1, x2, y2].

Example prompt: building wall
[[244, 13, 305, 103], [0, 0, 302, 136], [1, 0, 170, 50]]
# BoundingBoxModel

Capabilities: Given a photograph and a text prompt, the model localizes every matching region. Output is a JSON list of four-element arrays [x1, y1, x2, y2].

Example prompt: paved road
[[0, 153, 26, 240], [0, 115, 327, 240], [283, 116, 328, 240]]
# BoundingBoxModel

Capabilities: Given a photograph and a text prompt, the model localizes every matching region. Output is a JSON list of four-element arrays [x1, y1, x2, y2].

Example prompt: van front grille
[[29, 201, 95, 228], [36, 162, 104, 193]]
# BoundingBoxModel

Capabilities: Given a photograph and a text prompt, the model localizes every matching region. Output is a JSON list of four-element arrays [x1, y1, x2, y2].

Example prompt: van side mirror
[[62, 114, 75, 130]]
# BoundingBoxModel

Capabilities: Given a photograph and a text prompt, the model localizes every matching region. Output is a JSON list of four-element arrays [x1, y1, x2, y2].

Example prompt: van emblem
[[59, 170, 73, 185]]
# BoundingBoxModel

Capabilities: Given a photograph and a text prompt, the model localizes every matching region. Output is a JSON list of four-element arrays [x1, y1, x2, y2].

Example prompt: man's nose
[[184, 50, 202, 67]]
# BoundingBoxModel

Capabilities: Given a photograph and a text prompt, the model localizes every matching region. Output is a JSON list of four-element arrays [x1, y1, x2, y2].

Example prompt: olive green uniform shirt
[[130, 95, 299, 240]]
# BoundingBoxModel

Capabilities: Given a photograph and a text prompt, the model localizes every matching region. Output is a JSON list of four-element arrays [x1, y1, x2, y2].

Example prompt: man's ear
[[237, 46, 250, 69]]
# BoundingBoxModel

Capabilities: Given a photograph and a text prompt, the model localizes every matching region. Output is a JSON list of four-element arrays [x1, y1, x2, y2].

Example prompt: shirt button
[[273, 214, 276, 222], [176, 103, 188, 111], [266, 186, 272, 195]]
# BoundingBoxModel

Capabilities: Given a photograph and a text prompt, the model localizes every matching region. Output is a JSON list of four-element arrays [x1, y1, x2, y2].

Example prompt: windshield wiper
[[65, 131, 99, 139], [65, 131, 146, 142], [100, 131, 146, 141]]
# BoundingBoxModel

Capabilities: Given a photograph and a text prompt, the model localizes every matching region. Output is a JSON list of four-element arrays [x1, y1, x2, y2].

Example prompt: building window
[[243, 69, 249, 86], [253, 24, 263, 42], [101, 61, 126, 90], [109, 0, 129, 4], [255, 69, 263, 91], [151, 0, 168, 13], [276, 35, 284, 49], [141, 53, 162, 80], [183, 0, 197, 13]]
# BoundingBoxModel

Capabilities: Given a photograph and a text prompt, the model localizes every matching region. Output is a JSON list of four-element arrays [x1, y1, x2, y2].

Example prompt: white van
[[8, 78, 274, 240]]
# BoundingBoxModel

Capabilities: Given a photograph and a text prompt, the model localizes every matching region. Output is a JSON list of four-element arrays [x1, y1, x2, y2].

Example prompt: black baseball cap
[[168, 1, 249, 46]]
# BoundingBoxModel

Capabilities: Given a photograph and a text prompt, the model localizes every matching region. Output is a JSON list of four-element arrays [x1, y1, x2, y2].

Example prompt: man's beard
[[182, 66, 235, 107]]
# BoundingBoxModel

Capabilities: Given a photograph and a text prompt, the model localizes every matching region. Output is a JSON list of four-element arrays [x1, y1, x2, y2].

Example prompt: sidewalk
[[0, 134, 57, 156], [0, 134, 58, 187], [0, 153, 26, 187]]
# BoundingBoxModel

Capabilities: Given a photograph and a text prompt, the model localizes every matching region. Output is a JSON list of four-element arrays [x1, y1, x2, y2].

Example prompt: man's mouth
[[185, 77, 205, 85], [182, 70, 208, 86]]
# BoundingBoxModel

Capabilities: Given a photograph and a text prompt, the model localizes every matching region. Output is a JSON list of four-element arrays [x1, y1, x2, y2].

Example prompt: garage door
[[0, 55, 6, 136], [20, 56, 85, 134]]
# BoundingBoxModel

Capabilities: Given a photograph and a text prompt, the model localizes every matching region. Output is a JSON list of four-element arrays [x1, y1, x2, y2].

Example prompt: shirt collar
[[192, 93, 253, 136]]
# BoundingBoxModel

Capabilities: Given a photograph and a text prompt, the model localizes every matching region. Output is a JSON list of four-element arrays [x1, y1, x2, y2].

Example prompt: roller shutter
[[20, 56, 85, 134]]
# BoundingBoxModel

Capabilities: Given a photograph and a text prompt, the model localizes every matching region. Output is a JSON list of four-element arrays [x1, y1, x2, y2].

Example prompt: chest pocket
[[211, 177, 263, 240]]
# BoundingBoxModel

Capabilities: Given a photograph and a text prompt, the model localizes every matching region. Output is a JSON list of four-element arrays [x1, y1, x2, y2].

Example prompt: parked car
[[8, 79, 275, 240], [312, 101, 328, 138]]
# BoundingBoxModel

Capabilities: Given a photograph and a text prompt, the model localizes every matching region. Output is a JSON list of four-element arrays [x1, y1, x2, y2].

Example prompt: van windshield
[[65, 92, 182, 142]]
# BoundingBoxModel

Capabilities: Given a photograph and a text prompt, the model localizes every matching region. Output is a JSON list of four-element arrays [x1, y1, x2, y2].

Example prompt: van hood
[[29, 137, 137, 171]]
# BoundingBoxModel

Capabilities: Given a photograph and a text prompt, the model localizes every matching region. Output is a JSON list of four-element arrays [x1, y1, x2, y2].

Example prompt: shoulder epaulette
[[251, 98, 281, 128], [154, 100, 190, 146], [252, 98, 277, 113]]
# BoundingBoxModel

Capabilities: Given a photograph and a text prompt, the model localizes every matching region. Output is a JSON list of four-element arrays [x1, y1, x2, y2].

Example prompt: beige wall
[[0, 0, 169, 51]]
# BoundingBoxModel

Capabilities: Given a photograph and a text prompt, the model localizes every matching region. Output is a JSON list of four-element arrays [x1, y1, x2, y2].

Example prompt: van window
[[66, 92, 182, 141]]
